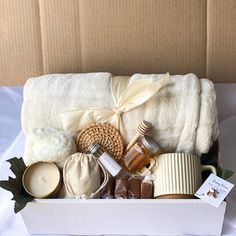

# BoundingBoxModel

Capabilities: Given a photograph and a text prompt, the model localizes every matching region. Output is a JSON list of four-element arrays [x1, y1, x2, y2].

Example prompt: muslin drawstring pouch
[[62, 152, 108, 199]]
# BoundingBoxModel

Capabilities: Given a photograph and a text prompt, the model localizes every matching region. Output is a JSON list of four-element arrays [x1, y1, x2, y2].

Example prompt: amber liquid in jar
[[124, 135, 162, 174]]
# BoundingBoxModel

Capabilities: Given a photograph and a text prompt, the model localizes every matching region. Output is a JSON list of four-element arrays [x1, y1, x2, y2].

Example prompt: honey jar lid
[[140, 135, 160, 154]]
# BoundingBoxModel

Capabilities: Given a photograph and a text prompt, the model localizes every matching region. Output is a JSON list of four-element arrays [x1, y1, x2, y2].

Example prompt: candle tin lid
[[22, 162, 61, 198]]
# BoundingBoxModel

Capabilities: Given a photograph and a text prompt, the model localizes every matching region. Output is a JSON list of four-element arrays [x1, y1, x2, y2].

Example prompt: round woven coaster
[[76, 123, 124, 160]]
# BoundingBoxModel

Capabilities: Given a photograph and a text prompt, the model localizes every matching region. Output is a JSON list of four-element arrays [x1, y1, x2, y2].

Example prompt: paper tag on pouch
[[195, 173, 234, 207], [99, 153, 122, 177]]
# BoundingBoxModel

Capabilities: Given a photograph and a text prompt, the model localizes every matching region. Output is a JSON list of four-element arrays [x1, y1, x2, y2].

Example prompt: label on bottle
[[99, 153, 122, 177]]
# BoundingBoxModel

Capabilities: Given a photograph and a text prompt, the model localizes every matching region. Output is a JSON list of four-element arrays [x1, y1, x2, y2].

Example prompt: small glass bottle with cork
[[88, 143, 123, 177]]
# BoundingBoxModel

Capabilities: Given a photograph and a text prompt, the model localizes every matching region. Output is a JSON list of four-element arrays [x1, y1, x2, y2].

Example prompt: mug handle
[[138, 158, 156, 176], [201, 165, 217, 175]]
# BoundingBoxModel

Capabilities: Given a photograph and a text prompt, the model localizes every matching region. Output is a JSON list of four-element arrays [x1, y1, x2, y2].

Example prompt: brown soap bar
[[128, 176, 142, 199], [115, 176, 128, 199], [101, 175, 115, 199], [141, 180, 153, 199]]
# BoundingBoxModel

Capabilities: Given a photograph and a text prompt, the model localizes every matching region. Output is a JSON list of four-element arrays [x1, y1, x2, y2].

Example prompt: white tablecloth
[[0, 85, 236, 236], [0, 86, 23, 157]]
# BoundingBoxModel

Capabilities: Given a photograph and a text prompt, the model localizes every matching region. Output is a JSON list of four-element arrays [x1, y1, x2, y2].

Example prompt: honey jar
[[123, 135, 162, 174]]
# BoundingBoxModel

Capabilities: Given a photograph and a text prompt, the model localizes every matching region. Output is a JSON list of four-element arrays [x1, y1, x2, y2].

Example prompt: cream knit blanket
[[22, 72, 219, 156]]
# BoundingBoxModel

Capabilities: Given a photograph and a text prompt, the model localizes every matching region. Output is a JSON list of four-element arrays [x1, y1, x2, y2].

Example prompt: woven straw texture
[[76, 123, 124, 160]]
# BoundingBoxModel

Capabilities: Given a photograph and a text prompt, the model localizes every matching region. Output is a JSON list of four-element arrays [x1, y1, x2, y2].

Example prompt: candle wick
[[39, 176, 46, 182]]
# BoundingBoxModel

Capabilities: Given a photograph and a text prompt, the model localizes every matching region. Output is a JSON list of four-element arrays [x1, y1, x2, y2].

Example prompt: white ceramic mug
[[153, 153, 216, 199]]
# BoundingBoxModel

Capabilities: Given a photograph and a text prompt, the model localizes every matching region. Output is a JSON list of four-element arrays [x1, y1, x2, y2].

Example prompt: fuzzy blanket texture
[[22, 72, 219, 156]]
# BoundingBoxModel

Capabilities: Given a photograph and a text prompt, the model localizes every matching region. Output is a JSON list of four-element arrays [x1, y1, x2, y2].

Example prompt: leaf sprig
[[217, 166, 234, 180], [0, 157, 34, 213], [201, 141, 234, 180]]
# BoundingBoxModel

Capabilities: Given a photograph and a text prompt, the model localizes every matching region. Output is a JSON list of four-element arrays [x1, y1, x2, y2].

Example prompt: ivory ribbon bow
[[60, 73, 170, 137]]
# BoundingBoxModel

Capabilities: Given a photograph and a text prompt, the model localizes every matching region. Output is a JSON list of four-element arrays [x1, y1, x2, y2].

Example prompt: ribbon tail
[[60, 109, 112, 136], [118, 116, 127, 143], [103, 113, 127, 143], [100, 113, 125, 135], [117, 73, 171, 112]]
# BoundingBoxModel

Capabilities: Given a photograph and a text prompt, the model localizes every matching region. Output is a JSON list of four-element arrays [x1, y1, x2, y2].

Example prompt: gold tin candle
[[22, 162, 61, 198]]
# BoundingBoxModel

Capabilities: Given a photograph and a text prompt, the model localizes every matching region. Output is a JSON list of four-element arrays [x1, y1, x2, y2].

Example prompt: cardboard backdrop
[[1, 0, 236, 85]]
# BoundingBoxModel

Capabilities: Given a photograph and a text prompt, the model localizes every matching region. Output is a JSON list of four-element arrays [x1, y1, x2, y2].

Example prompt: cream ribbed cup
[[153, 153, 216, 199]]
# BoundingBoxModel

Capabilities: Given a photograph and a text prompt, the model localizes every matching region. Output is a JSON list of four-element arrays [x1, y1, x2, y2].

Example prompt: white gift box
[[19, 74, 225, 235], [21, 199, 226, 235]]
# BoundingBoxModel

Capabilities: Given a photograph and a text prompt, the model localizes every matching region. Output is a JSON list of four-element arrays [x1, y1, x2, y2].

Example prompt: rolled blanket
[[22, 72, 219, 156]]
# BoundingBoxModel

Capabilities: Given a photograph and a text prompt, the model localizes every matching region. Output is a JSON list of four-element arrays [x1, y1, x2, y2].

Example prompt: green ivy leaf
[[7, 157, 27, 185], [201, 141, 218, 166], [14, 196, 34, 213], [0, 157, 34, 213], [200, 141, 234, 181], [217, 166, 234, 180], [0, 177, 21, 194]]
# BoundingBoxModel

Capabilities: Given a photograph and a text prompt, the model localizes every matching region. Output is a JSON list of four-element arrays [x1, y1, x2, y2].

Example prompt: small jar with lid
[[123, 135, 162, 174], [88, 143, 122, 177]]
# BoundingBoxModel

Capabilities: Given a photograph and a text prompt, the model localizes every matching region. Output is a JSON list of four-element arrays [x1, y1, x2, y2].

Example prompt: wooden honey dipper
[[126, 120, 152, 151]]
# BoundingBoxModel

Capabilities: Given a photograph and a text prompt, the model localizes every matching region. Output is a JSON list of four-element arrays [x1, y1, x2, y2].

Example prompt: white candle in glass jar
[[22, 162, 61, 198]]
